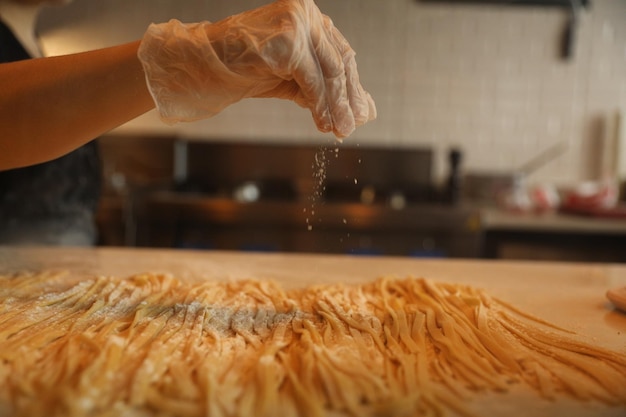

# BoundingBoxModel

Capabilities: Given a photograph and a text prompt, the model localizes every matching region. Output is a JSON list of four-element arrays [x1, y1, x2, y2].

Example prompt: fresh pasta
[[0, 271, 625, 417]]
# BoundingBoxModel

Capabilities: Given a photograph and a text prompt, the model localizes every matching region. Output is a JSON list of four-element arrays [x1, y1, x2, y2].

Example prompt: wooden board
[[1, 246, 625, 416]]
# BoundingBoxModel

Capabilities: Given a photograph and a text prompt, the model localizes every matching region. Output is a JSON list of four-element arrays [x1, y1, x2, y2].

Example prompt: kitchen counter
[[128, 191, 483, 257], [479, 207, 626, 263], [0, 246, 625, 416], [481, 207, 626, 234]]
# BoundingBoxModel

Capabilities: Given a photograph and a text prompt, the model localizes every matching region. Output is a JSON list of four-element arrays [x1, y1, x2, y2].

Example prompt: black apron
[[0, 18, 101, 246]]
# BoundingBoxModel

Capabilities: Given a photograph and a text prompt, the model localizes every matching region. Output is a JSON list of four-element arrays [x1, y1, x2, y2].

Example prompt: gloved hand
[[137, 0, 376, 138]]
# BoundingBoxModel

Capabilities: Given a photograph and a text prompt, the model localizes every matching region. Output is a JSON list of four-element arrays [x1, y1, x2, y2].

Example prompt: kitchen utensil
[[464, 142, 567, 206], [517, 142, 568, 177]]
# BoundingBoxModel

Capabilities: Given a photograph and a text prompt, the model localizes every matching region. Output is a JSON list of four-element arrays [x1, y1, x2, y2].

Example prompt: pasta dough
[[0, 271, 625, 417]]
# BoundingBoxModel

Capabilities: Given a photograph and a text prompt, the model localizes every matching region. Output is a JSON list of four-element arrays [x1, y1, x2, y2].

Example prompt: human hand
[[137, 0, 376, 138]]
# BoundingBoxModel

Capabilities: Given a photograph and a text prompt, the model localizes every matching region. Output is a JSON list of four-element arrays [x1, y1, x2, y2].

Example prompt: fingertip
[[311, 104, 355, 138], [313, 107, 334, 134], [334, 126, 355, 139], [331, 110, 356, 138]]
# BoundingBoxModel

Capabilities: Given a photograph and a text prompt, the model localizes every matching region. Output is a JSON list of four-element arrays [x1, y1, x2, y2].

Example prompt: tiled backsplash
[[39, 0, 626, 185]]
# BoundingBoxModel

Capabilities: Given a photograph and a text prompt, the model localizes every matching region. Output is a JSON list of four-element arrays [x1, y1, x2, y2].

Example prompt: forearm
[[0, 0, 376, 170], [0, 41, 155, 170]]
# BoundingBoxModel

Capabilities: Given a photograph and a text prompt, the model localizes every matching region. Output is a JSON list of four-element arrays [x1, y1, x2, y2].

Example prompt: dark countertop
[[479, 207, 626, 235]]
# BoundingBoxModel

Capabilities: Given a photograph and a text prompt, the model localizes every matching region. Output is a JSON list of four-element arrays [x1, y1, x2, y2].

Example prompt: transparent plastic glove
[[137, 0, 376, 138]]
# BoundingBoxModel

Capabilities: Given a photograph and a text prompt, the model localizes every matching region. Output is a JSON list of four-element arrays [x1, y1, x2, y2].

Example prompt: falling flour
[[306, 146, 330, 231]]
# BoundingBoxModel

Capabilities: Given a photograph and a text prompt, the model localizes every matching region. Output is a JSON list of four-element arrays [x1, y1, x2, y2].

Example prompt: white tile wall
[[38, 0, 626, 185]]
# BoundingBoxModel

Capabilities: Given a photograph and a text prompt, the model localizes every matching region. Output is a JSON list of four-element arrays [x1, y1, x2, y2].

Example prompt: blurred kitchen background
[[36, 0, 626, 262]]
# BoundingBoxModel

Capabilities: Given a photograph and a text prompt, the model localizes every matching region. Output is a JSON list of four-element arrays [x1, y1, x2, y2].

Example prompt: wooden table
[[1, 246, 625, 416]]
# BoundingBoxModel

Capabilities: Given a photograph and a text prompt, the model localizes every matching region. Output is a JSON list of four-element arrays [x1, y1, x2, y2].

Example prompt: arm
[[0, 0, 375, 171], [0, 41, 154, 170], [136, 0, 374, 143]]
